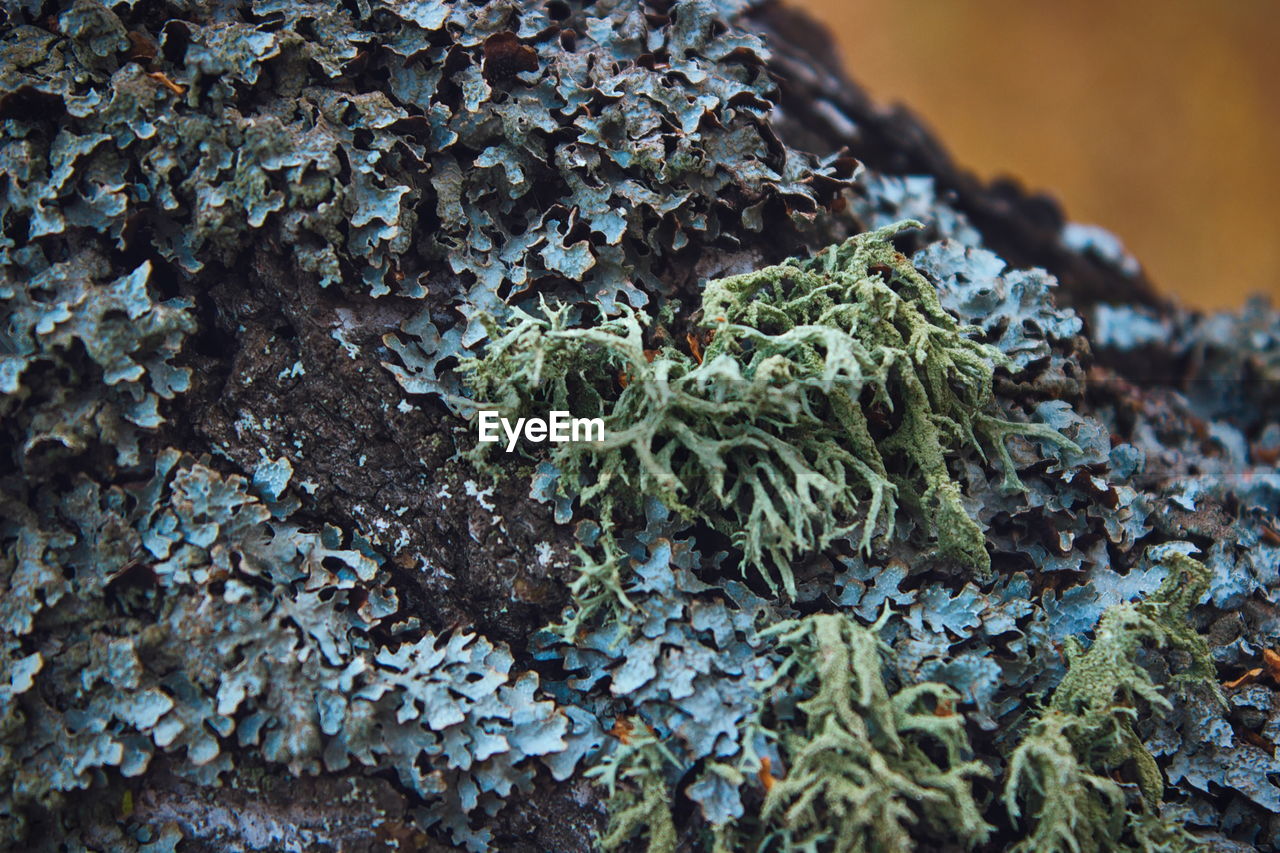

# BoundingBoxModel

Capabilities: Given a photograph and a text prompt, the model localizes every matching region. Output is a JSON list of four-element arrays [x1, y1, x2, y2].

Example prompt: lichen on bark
[[460, 221, 1076, 601], [1, 0, 1277, 850]]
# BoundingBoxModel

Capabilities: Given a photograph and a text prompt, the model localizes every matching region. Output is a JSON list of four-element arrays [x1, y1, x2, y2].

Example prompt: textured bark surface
[[152, 5, 1174, 848], [9, 1, 1266, 850]]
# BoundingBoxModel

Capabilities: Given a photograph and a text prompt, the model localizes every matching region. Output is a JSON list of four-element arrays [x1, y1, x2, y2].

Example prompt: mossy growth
[[1002, 552, 1223, 852], [730, 613, 991, 851], [460, 221, 1075, 599]]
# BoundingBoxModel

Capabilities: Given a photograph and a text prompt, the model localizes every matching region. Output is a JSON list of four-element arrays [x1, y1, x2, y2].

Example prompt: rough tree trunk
[[2, 1, 1274, 852]]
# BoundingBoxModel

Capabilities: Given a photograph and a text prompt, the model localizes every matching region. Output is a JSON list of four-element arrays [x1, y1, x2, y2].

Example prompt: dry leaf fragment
[[1224, 667, 1263, 689]]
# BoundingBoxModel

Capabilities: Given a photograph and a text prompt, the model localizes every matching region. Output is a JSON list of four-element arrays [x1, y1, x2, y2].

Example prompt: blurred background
[[793, 0, 1280, 309]]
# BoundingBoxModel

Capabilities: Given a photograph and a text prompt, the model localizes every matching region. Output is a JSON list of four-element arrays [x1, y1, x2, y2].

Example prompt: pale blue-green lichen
[[1, 250, 193, 469], [585, 610, 992, 852], [462, 221, 1076, 600], [1003, 552, 1222, 853], [0, 448, 580, 850], [5, 0, 1280, 849], [1, 0, 847, 845]]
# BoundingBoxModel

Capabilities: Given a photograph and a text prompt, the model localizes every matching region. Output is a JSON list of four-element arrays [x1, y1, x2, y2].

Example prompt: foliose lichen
[[0, 448, 577, 850], [2, 0, 851, 845], [3, 0, 1279, 849]]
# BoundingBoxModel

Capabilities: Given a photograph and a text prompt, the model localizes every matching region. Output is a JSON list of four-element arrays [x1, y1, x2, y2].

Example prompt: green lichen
[[3, 0, 1273, 849], [1002, 552, 1222, 853], [461, 221, 1076, 599], [729, 613, 991, 851], [588, 720, 679, 853]]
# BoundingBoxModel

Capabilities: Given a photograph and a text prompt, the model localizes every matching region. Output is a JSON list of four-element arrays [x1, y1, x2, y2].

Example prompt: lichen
[[3, 0, 1279, 849], [745, 613, 992, 852], [1, 249, 194, 469], [1002, 552, 1221, 852], [0, 449, 575, 852], [588, 720, 679, 853], [579, 610, 992, 853], [462, 221, 1076, 598], [0, 0, 851, 845]]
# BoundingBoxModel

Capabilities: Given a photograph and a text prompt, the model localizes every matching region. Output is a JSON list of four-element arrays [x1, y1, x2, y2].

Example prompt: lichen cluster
[[746, 613, 991, 851], [1003, 553, 1220, 852], [462, 221, 1074, 598], [2, 0, 1280, 850], [0, 449, 574, 850], [588, 720, 680, 853], [591, 612, 992, 853], [0, 0, 845, 846], [581, 560, 1221, 853], [525, 189, 1280, 849]]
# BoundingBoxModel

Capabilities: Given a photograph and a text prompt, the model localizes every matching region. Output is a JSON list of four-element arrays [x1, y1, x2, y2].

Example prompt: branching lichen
[[588, 720, 679, 853], [1002, 552, 1222, 852], [728, 613, 991, 851], [462, 221, 1076, 598], [4, 0, 1276, 849]]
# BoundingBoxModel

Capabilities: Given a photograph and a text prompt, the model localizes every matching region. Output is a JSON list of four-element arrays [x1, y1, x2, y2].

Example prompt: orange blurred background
[[792, 0, 1280, 309]]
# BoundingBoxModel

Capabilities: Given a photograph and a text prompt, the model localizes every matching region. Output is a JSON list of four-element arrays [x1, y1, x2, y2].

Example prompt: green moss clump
[[1002, 553, 1223, 853], [461, 221, 1075, 599]]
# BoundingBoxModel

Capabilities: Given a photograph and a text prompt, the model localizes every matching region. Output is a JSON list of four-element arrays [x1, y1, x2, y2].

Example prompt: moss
[[461, 222, 1076, 601]]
